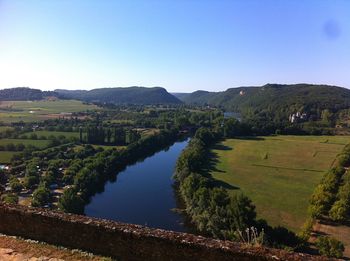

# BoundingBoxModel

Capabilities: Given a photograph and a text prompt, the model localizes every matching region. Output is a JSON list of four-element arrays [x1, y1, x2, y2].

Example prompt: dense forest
[[0, 87, 57, 101], [174, 84, 350, 125], [55, 87, 181, 104], [0, 87, 182, 105]]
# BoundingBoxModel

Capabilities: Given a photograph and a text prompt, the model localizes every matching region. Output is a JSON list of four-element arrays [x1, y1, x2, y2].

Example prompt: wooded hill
[[0, 87, 181, 105], [0, 87, 57, 101], [174, 84, 350, 121], [55, 87, 181, 104]]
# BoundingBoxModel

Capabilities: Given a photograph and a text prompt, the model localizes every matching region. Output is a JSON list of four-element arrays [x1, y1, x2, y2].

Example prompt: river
[[85, 139, 190, 232]]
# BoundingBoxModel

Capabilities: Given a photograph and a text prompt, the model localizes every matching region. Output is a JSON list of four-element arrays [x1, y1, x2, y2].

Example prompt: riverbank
[[85, 138, 191, 232]]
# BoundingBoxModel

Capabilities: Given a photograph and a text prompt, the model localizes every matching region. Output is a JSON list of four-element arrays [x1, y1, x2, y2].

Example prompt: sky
[[0, 0, 349, 92]]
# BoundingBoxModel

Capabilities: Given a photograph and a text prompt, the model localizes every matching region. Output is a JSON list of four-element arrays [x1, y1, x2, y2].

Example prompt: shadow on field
[[234, 136, 265, 141], [212, 144, 232, 151], [201, 148, 239, 190]]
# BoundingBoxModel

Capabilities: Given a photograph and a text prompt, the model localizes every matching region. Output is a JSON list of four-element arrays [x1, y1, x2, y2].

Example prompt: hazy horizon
[[1, 82, 349, 94], [1, 0, 349, 92]]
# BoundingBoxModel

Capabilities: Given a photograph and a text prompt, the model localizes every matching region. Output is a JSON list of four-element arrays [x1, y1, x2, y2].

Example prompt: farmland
[[0, 139, 50, 163], [23, 131, 80, 139], [210, 135, 350, 231], [0, 100, 99, 123], [0, 138, 50, 148], [0, 151, 18, 164], [0, 126, 14, 133]]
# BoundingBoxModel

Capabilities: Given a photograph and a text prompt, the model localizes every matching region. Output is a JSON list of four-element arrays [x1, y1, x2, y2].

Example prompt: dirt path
[[0, 234, 112, 261]]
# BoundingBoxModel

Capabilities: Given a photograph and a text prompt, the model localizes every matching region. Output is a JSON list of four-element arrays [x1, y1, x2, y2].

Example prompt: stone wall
[[0, 203, 328, 261]]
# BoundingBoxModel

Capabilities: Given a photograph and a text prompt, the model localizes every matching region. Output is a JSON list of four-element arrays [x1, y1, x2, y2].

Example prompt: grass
[[210, 135, 350, 232], [0, 138, 50, 148], [0, 100, 99, 123], [23, 131, 80, 139], [0, 139, 50, 163], [0, 126, 14, 133], [0, 151, 18, 164], [91, 144, 126, 151]]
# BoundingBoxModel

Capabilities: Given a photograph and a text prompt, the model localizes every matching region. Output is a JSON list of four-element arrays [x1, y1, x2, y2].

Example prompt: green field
[[0, 100, 99, 123], [0, 151, 18, 164], [210, 135, 350, 231], [0, 138, 50, 163], [24, 131, 80, 139], [0, 138, 50, 148], [0, 126, 14, 133]]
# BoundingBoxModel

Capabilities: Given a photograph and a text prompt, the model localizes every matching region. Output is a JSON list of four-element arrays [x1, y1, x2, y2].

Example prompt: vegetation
[[175, 127, 303, 249], [0, 87, 57, 101], [58, 188, 85, 214], [178, 84, 350, 134], [2, 89, 350, 257], [315, 236, 344, 258], [31, 185, 51, 207], [308, 144, 350, 221], [55, 87, 182, 104], [209, 135, 348, 231], [175, 127, 257, 239], [1, 193, 18, 204]]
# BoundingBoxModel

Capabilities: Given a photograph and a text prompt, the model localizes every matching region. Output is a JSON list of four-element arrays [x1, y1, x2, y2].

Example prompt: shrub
[[316, 236, 344, 258], [329, 199, 348, 222], [1, 193, 18, 204]]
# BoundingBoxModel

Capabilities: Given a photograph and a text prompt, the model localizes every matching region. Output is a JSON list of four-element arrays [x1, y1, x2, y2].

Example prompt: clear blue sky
[[0, 0, 349, 92]]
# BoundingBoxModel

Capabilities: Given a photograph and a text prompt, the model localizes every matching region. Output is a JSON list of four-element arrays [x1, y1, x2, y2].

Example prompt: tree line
[[174, 127, 302, 249], [308, 144, 350, 222], [58, 129, 180, 214]]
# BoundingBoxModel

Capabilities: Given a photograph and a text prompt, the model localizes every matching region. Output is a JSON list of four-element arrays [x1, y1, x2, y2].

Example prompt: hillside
[[181, 84, 350, 120], [55, 87, 182, 105], [0, 87, 57, 101], [171, 92, 191, 101]]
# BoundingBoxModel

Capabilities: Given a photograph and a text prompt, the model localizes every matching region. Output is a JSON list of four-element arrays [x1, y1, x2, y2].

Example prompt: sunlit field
[[210, 135, 350, 231]]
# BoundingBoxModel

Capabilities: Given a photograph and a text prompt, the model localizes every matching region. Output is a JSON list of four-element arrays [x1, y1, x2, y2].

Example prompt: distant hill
[[0, 87, 58, 101], [181, 84, 350, 116], [55, 87, 182, 105], [171, 93, 191, 101], [0, 87, 182, 105]]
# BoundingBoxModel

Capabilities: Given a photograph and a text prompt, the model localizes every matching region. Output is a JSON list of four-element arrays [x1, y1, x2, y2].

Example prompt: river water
[[85, 139, 190, 232]]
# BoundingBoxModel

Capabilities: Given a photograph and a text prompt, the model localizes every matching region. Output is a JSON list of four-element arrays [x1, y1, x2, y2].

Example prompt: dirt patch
[[0, 234, 110, 261]]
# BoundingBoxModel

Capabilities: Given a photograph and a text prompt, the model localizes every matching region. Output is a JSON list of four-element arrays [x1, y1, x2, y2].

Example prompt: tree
[[6, 143, 15, 151], [329, 199, 348, 222], [30, 133, 38, 140], [227, 193, 257, 231], [9, 177, 23, 192], [316, 236, 344, 258], [79, 126, 83, 143], [32, 186, 51, 207], [58, 188, 85, 214], [23, 175, 39, 189]]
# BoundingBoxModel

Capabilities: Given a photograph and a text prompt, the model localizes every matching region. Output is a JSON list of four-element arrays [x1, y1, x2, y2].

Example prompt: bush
[[32, 185, 51, 207], [9, 177, 23, 192], [1, 193, 18, 204], [30, 133, 38, 140], [58, 188, 85, 214], [329, 199, 348, 222], [316, 236, 344, 258]]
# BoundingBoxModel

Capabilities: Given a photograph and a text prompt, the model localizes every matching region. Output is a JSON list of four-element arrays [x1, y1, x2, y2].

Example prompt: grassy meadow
[[0, 151, 18, 164], [0, 126, 14, 133], [23, 131, 80, 139], [210, 135, 350, 231], [0, 139, 50, 163], [0, 100, 99, 123], [0, 138, 50, 148]]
